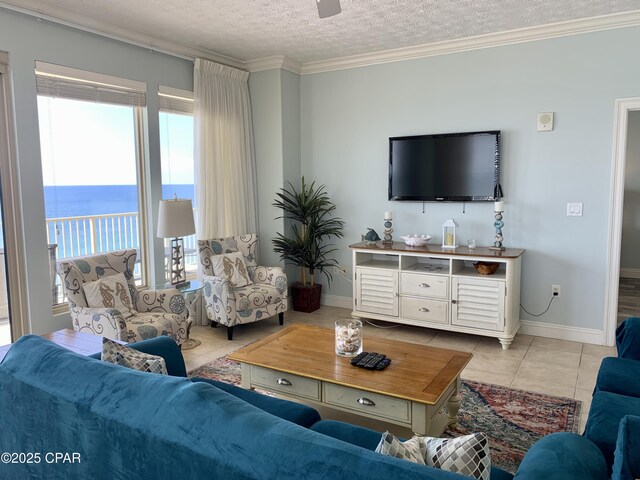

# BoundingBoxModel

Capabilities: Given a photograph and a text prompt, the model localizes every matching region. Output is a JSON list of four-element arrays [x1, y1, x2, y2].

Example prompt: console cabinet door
[[451, 277, 505, 331], [355, 268, 398, 317]]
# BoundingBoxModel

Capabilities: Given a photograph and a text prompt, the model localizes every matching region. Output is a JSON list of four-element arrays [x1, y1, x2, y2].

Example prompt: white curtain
[[194, 58, 258, 239]]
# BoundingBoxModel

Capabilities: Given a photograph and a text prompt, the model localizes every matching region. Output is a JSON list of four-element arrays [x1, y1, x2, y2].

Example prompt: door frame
[[604, 97, 640, 346], [0, 61, 30, 341]]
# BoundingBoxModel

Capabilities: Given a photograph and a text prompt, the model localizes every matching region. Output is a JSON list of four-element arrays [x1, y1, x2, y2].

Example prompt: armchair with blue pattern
[[198, 234, 288, 340]]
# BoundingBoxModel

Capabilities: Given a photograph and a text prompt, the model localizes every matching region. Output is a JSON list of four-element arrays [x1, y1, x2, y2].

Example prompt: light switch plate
[[537, 112, 554, 131], [567, 203, 583, 216]]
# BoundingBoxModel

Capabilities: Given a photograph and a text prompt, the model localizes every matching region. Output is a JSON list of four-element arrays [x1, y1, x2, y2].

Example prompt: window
[[159, 87, 196, 280], [36, 63, 148, 305]]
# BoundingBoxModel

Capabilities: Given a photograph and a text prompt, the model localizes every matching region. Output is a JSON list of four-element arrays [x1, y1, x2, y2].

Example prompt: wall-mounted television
[[388, 130, 501, 202]]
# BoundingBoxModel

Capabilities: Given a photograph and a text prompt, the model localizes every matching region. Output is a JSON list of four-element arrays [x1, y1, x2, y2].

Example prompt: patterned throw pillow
[[83, 272, 136, 319], [101, 337, 168, 375], [375, 432, 425, 465], [210, 251, 252, 287], [424, 433, 491, 480], [375, 431, 491, 480]]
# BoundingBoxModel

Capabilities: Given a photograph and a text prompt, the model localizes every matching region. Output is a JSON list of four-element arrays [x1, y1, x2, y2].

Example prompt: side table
[[157, 280, 204, 351]]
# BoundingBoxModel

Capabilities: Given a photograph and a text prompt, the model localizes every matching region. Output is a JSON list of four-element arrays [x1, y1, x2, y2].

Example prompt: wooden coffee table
[[228, 324, 472, 436]]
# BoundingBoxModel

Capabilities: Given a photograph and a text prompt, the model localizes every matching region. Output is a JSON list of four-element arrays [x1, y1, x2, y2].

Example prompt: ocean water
[[42, 184, 195, 259], [44, 184, 194, 218]]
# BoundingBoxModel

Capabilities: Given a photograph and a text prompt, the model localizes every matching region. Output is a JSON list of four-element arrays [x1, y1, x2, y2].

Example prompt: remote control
[[363, 353, 386, 369], [375, 358, 391, 370], [350, 351, 369, 366], [357, 352, 378, 367]]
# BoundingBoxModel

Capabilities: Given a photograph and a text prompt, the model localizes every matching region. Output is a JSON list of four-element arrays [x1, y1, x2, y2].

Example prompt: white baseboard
[[620, 268, 640, 279], [519, 319, 606, 345], [320, 294, 352, 310]]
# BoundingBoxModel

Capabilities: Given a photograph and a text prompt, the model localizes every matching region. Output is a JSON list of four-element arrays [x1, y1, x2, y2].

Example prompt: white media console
[[350, 242, 525, 349]]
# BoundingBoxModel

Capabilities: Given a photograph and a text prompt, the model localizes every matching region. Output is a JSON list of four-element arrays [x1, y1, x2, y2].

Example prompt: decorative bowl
[[473, 262, 500, 275], [399, 234, 432, 247]]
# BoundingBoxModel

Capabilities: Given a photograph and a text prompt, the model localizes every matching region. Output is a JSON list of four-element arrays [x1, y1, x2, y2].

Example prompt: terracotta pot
[[291, 282, 322, 313]]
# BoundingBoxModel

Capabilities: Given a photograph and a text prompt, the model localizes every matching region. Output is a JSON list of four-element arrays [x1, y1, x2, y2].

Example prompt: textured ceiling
[[6, 0, 640, 64]]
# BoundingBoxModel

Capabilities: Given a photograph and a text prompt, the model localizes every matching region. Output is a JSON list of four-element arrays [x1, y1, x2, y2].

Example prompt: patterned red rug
[[189, 357, 581, 474]]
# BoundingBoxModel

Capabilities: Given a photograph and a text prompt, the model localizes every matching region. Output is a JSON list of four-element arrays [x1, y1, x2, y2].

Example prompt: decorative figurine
[[361, 228, 381, 245]]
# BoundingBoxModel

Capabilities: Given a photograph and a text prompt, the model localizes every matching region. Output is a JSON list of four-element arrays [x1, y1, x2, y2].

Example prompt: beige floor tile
[[514, 359, 579, 389], [461, 367, 514, 387], [523, 346, 581, 368], [466, 352, 522, 376], [582, 344, 617, 357], [530, 336, 584, 353], [510, 377, 576, 399], [511, 334, 534, 346], [576, 357, 601, 391], [574, 388, 593, 415], [473, 338, 529, 359], [579, 412, 589, 434], [384, 326, 436, 345], [427, 332, 480, 352]]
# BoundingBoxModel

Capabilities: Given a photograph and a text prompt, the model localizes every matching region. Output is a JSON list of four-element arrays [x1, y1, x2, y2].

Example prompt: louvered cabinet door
[[355, 268, 399, 317], [451, 277, 505, 331]]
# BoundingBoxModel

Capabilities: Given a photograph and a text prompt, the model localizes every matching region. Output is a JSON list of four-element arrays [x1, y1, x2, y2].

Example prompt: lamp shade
[[157, 198, 195, 238]]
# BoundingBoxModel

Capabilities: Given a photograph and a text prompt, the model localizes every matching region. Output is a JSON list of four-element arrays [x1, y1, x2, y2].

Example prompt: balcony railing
[[46, 211, 198, 304]]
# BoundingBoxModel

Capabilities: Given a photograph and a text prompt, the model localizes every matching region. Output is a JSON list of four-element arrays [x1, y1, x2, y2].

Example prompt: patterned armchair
[[57, 249, 190, 345], [198, 234, 288, 340]]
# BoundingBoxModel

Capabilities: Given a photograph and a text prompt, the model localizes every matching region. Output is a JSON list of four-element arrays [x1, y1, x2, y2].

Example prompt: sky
[[38, 96, 194, 186]]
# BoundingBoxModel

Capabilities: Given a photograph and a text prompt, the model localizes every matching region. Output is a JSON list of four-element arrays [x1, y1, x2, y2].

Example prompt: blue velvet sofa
[[0, 330, 633, 480]]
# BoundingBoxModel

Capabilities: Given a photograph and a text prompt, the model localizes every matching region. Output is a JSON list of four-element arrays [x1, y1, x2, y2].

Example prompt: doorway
[[605, 98, 640, 346]]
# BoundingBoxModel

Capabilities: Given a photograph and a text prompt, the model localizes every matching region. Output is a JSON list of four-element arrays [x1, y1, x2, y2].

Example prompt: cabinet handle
[[276, 378, 292, 386], [451, 300, 457, 304], [419, 283, 430, 288], [419, 307, 430, 312], [357, 397, 376, 406]]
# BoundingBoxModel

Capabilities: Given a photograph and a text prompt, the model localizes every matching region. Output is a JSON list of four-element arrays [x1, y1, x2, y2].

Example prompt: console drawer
[[250, 366, 321, 401], [324, 383, 411, 424], [401, 297, 448, 324], [401, 273, 448, 299]]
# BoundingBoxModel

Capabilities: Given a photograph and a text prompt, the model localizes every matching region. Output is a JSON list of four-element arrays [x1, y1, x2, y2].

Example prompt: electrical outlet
[[552, 285, 561, 297]]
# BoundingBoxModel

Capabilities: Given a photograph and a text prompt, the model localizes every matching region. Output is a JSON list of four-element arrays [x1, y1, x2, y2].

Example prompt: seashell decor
[[399, 234, 432, 246], [335, 319, 363, 357]]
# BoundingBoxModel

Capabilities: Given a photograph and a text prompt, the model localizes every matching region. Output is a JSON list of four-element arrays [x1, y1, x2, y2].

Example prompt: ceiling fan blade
[[316, 0, 341, 18]]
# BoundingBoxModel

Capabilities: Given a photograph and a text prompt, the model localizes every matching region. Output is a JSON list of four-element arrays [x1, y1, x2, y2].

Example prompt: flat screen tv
[[388, 130, 501, 201]]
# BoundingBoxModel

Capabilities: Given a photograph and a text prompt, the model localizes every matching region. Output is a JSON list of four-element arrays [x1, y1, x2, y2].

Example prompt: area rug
[[189, 357, 581, 474]]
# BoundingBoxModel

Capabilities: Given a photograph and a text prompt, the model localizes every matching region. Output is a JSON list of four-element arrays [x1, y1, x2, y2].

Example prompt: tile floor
[[185, 306, 617, 433]]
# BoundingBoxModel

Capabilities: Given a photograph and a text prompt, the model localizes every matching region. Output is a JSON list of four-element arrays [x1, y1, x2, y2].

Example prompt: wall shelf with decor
[[350, 242, 524, 349]]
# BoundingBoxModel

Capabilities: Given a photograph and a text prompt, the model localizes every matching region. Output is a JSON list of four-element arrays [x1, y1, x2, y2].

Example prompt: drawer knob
[[419, 307, 430, 312], [276, 378, 292, 386], [419, 283, 430, 288], [451, 300, 457, 304], [357, 397, 376, 406]]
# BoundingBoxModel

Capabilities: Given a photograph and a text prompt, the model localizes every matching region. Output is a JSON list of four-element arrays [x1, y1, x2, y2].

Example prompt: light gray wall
[[249, 69, 284, 267], [299, 26, 640, 330], [621, 111, 640, 271], [0, 7, 193, 334], [249, 68, 301, 282]]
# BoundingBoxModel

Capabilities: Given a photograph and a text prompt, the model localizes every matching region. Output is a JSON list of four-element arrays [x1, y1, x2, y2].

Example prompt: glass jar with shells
[[335, 319, 363, 357]]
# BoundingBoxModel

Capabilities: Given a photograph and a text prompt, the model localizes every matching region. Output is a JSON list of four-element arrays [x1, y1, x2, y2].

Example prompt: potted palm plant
[[272, 177, 345, 312]]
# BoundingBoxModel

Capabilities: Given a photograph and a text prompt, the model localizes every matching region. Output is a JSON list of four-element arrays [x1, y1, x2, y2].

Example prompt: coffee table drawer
[[324, 383, 411, 424], [250, 366, 321, 401]]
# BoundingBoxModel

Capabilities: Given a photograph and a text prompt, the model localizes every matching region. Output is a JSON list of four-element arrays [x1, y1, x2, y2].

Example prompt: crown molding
[[0, 1, 245, 69], [244, 55, 302, 75], [300, 10, 640, 75]]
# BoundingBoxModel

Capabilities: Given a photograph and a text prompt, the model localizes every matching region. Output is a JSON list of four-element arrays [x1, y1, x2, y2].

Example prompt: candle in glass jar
[[384, 211, 392, 220]]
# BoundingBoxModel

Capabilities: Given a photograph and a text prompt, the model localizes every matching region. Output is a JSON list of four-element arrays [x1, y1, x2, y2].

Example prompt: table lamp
[[157, 197, 195, 287]]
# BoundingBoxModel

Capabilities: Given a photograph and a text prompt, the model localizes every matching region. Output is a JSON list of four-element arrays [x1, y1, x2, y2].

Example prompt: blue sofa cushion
[[513, 432, 607, 480], [192, 377, 321, 427], [616, 317, 640, 360], [585, 391, 640, 470], [612, 415, 640, 480], [89, 335, 188, 377], [310, 420, 513, 480], [1, 336, 464, 480], [595, 357, 640, 397]]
